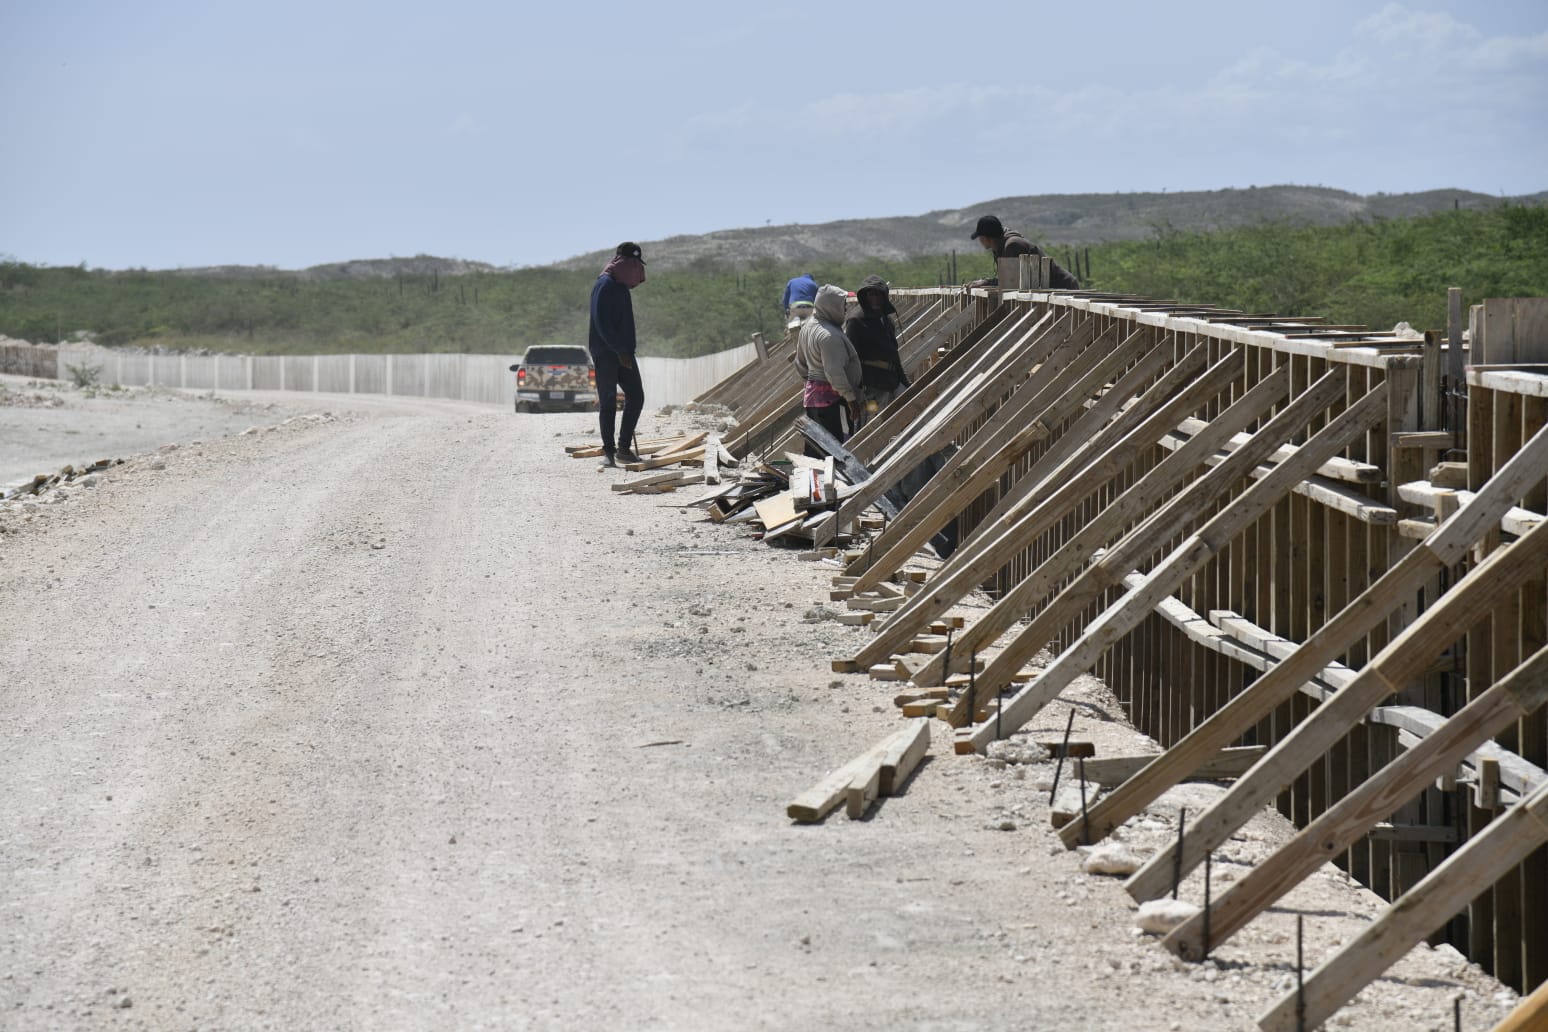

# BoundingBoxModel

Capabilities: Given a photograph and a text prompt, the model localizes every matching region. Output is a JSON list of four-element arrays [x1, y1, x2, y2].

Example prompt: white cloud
[[799, 83, 1016, 134], [447, 113, 482, 137], [1356, 3, 1477, 51]]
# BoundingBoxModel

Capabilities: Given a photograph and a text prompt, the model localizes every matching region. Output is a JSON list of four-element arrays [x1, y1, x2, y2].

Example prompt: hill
[[550, 185, 1545, 272], [100, 185, 1545, 281]]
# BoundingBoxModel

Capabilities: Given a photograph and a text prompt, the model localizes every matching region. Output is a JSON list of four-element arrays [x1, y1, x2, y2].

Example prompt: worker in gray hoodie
[[794, 283, 862, 456]]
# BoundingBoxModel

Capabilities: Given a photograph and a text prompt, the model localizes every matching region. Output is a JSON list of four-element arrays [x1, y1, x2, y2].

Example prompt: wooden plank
[[1064, 419, 1548, 849], [1163, 643, 1548, 962], [753, 493, 800, 531], [845, 764, 881, 819], [840, 314, 1107, 525], [786, 723, 925, 823], [703, 433, 721, 484], [912, 358, 1274, 690], [1073, 747, 1269, 786], [845, 329, 1174, 596], [843, 348, 1252, 676], [794, 417, 903, 520], [878, 719, 931, 795], [1256, 777, 1548, 1032]]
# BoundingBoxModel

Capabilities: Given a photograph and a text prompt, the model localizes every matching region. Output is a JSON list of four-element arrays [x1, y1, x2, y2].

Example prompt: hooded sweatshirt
[[794, 284, 862, 403], [843, 274, 908, 393]]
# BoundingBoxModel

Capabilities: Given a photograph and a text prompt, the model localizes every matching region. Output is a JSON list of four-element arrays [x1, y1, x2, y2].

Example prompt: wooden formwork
[[712, 268, 1547, 1009]]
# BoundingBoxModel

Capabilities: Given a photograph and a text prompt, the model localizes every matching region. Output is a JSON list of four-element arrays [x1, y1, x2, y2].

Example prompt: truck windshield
[[525, 348, 588, 366]]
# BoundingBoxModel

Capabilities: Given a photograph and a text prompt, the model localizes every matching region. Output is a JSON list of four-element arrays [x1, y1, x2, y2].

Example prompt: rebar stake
[[1454, 996, 1461, 1032], [1202, 851, 1213, 961], [967, 648, 977, 730], [1171, 808, 1187, 901], [1048, 709, 1076, 806], [1295, 914, 1305, 1032]]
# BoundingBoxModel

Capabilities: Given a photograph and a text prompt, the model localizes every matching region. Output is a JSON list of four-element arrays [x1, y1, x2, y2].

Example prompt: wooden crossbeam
[[838, 315, 1104, 526], [1256, 775, 1548, 1032], [959, 370, 1380, 753], [1153, 532, 1548, 952], [840, 345, 1243, 676], [844, 328, 1168, 596], [1060, 418, 1548, 850], [846, 304, 1021, 463], [918, 358, 1290, 696]]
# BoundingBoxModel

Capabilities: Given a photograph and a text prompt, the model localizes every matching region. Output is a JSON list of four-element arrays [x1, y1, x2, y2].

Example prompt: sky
[[2, 0, 1545, 271]]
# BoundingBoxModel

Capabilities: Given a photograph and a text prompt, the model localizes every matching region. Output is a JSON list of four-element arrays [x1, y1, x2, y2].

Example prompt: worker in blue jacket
[[781, 272, 818, 318], [589, 242, 647, 467]]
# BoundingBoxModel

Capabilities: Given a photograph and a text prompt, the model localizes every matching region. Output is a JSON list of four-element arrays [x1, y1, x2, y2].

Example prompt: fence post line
[[349, 354, 356, 393], [423, 354, 429, 397], [313, 354, 319, 392]]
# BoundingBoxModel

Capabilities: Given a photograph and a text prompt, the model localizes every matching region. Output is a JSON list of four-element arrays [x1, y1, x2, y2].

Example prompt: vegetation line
[[3, 207, 1544, 359]]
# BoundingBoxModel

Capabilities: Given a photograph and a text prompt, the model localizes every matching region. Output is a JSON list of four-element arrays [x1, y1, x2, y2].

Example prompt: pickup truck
[[510, 345, 597, 413]]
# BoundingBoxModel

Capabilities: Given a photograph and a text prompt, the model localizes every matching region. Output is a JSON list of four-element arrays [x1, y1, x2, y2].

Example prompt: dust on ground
[[0, 390, 1519, 1031]]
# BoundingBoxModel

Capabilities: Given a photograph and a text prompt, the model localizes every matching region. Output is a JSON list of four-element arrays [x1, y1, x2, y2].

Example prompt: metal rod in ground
[[941, 628, 954, 715], [1203, 851, 1213, 960], [1296, 914, 1305, 1032], [1454, 996, 1461, 1032], [1172, 808, 1187, 900], [1077, 757, 1089, 846], [967, 648, 977, 729], [1048, 709, 1076, 805]]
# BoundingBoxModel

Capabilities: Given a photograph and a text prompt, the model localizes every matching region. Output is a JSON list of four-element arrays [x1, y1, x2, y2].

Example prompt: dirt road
[[0, 392, 1516, 1031]]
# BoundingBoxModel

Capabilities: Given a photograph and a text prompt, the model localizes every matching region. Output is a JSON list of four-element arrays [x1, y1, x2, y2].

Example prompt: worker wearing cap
[[965, 215, 1080, 290], [589, 241, 648, 467]]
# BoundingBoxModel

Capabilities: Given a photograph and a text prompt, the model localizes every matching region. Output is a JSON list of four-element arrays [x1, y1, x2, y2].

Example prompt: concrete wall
[[53, 344, 757, 409]]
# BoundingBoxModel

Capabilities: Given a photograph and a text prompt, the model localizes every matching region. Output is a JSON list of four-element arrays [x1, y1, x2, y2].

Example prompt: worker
[[589, 242, 648, 467], [794, 283, 862, 457], [965, 215, 1080, 290], [781, 271, 819, 323], [843, 274, 910, 423]]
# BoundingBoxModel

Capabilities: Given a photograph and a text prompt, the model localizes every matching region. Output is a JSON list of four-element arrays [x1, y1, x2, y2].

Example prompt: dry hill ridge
[[166, 184, 1542, 280], [563, 184, 1542, 272]]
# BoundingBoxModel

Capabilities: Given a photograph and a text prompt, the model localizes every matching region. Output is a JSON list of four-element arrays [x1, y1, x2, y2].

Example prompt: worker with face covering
[[843, 274, 910, 421], [588, 241, 648, 467], [794, 283, 862, 456]]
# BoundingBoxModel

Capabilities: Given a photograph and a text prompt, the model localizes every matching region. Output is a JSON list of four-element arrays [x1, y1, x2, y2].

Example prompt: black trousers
[[593, 349, 645, 453], [803, 402, 848, 459]]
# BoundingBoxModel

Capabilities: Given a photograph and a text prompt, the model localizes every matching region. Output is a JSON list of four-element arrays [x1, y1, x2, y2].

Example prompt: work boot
[[616, 448, 642, 464], [601, 450, 618, 468]]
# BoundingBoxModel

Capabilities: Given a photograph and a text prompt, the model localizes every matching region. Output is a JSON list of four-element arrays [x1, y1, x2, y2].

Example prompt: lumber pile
[[786, 720, 931, 822]]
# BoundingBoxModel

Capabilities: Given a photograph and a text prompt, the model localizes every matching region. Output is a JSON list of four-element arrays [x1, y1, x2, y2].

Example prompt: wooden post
[[1447, 286, 1464, 404]]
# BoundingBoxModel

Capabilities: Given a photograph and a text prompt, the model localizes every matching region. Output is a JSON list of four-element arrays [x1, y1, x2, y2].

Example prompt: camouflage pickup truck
[[510, 345, 597, 413]]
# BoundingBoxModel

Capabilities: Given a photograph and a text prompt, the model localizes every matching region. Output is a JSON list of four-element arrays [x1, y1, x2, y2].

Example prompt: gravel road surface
[[0, 389, 1517, 1031]]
